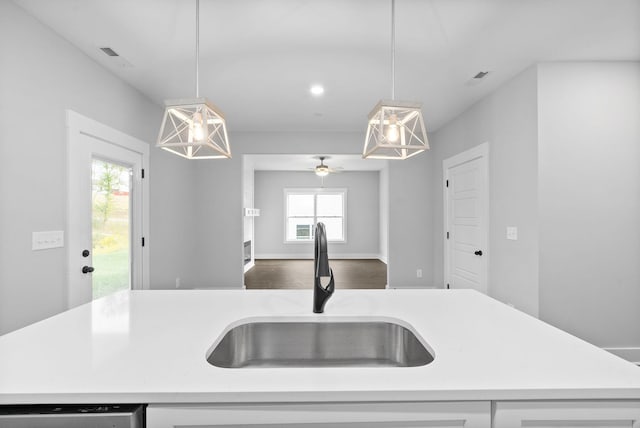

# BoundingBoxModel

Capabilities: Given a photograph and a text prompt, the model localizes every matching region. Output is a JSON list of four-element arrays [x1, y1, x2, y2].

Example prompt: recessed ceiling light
[[310, 84, 325, 96]]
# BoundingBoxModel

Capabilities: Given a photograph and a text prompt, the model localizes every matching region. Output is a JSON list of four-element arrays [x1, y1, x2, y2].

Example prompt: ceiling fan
[[312, 156, 342, 177]]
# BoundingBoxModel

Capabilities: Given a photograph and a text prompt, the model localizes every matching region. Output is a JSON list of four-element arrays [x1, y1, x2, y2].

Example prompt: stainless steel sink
[[206, 319, 434, 368]]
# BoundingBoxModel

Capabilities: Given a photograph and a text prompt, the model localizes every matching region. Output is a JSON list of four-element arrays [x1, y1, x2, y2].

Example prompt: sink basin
[[206, 318, 434, 368]]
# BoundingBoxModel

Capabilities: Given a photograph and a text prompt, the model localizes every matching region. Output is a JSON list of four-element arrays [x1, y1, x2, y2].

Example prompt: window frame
[[284, 188, 347, 244]]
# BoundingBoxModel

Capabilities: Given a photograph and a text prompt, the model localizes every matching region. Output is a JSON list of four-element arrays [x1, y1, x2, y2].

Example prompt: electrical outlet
[[416, 269, 422, 278], [175, 277, 181, 288], [506, 226, 518, 240]]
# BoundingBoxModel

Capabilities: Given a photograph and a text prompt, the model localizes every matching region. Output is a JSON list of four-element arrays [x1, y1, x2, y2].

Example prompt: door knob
[[474, 250, 483, 256], [82, 266, 95, 274]]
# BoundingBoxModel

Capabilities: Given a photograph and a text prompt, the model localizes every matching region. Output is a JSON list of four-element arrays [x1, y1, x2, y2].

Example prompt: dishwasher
[[0, 404, 145, 427]]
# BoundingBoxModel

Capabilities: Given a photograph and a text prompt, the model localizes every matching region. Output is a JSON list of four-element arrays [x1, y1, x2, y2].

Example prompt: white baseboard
[[255, 253, 382, 260], [603, 347, 640, 364], [378, 254, 388, 264]]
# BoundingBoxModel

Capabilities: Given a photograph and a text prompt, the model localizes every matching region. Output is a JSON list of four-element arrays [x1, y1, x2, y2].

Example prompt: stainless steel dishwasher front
[[0, 404, 145, 428]]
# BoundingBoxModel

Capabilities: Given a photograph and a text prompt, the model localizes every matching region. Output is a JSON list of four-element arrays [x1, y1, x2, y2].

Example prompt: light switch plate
[[506, 226, 518, 240], [244, 208, 261, 217], [32, 230, 64, 250]]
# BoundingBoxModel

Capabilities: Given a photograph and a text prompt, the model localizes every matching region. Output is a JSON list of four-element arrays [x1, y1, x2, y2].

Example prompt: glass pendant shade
[[157, 98, 231, 159], [363, 100, 429, 160]]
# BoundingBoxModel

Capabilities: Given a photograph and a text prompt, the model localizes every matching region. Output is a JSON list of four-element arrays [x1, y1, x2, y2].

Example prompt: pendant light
[[156, 0, 231, 159], [363, 0, 429, 160]]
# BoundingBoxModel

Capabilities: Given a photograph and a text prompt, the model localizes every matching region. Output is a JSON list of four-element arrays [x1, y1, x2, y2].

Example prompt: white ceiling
[[13, 0, 640, 133], [248, 154, 387, 172]]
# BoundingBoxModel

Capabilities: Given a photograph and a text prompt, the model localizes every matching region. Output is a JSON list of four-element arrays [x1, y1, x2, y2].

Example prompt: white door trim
[[443, 142, 489, 292], [66, 111, 150, 308]]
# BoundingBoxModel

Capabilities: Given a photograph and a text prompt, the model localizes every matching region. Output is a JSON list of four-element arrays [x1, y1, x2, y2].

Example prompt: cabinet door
[[493, 400, 640, 428], [148, 401, 490, 428]]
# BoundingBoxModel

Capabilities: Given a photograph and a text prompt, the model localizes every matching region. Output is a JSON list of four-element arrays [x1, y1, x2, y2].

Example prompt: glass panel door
[[91, 158, 132, 299]]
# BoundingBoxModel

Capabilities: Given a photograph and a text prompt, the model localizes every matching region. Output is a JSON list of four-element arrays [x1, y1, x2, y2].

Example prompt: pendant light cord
[[195, 0, 200, 98], [391, 0, 395, 101]]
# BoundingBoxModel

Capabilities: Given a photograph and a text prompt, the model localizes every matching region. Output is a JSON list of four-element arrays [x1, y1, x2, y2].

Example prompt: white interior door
[[67, 111, 149, 308], [443, 143, 488, 293]]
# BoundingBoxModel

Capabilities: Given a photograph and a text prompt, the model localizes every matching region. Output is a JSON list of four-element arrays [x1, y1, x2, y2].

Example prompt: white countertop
[[1, 289, 640, 404]]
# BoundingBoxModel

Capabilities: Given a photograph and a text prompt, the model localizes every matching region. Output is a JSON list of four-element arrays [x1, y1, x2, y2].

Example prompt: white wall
[[254, 171, 380, 258], [429, 66, 540, 315], [0, 1, 195, 333], [538, 62, 640, 348]]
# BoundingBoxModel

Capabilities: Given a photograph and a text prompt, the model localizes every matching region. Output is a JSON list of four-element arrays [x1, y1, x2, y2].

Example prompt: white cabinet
[[147, 401, 491, 428], [148, 400, 640, 428], [493, 400, 640, 428]]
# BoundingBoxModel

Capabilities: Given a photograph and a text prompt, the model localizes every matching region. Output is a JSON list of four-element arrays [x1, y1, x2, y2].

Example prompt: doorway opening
[[242, 154, 389, 289]]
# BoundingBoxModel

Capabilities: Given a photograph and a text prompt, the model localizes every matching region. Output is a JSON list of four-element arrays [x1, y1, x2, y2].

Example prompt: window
[[285, 189, 346, 242]]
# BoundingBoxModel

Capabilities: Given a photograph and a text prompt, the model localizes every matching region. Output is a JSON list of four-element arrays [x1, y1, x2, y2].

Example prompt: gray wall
[[429, 62, 640, 351], [387, 154, 435, 288], [0, 1, 196, 333], [242, 156, 255, 269], [148, 149, 199, 290], [254, 171, 380, 258], [188, 131, 432, 289], [429, 66, 540, 315], [379, 165, 389, 264], [190, 132, 365, 288], [538, 62, 640, 348], [13, 0, 633, 352]]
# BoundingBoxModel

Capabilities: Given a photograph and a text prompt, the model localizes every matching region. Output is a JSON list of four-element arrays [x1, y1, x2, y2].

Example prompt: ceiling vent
[[100, 47, 119, 57], [466, 71, 491, 87]]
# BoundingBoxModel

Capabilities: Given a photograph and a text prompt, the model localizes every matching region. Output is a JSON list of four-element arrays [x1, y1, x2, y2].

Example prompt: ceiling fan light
[[157, 98, 231, 159], [363, 100, 429, 160], [315, 165, 330, 177]]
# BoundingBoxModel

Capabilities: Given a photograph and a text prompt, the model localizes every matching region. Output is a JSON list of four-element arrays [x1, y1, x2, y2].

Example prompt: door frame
[[443, 142, 489, 293], [66, 111, 150, 308]]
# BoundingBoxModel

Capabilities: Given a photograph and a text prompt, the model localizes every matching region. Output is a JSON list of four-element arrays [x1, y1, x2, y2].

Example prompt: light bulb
[[192, 112, 205, 142], [386, 115, 400, 143]]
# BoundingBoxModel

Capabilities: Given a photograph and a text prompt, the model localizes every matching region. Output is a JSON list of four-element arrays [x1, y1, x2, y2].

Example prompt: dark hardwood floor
[[244, 259, 387, 289]]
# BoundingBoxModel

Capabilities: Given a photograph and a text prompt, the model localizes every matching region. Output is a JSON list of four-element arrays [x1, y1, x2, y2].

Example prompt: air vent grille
[[100, 47, 119, 57]]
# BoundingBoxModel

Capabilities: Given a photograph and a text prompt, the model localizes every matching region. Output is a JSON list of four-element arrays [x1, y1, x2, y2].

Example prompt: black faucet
[[313, 222, 335, 313]]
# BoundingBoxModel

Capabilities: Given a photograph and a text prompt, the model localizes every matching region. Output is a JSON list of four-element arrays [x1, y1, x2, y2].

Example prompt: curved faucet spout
[[313, 222, 335, 313]]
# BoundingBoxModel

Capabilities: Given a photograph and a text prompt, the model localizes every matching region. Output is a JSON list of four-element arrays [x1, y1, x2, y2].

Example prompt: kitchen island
[[1, 289, 639, 427]]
